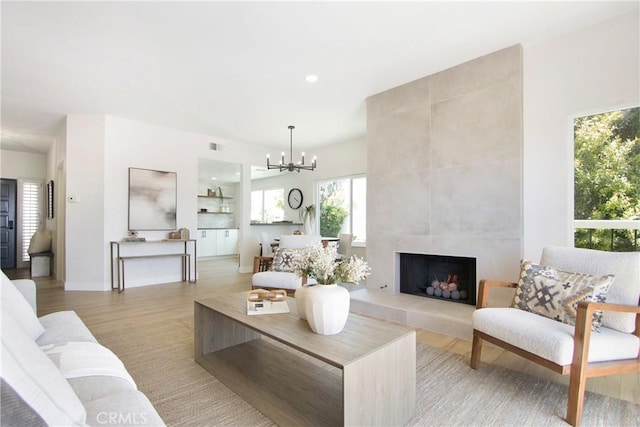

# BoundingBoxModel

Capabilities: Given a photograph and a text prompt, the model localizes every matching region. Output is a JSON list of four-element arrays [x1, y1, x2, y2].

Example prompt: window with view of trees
[[574, 107, 639, 251], [318, 176, 366, 241]]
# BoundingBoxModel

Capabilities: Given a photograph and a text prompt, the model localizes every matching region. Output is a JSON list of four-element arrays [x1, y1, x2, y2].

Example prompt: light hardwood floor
[[7, 257, 639, 405]]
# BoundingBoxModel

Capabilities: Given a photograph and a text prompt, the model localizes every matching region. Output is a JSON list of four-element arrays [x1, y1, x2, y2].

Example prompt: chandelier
[[267, 125, 316, 172]]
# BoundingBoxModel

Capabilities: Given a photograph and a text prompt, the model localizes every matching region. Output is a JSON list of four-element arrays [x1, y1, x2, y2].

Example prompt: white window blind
[[21, 181, 41, 262]]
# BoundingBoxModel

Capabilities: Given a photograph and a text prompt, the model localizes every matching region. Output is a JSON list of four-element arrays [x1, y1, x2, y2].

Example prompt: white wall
[[522, 12, 640, 260], [64, 115, 107, 290], [0, 150, 47, 179]]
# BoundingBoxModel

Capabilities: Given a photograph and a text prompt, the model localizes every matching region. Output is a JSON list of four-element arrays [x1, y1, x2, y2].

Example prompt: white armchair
[[470, 246, 640, 426], [251, 235, 321, 295]]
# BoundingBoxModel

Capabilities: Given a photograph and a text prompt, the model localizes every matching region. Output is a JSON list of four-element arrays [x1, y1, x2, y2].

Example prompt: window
[[318, 176, 366, 241], [251, 188, 285, 223], [21, 180, 42, 262], [574, 107, 639, 251]]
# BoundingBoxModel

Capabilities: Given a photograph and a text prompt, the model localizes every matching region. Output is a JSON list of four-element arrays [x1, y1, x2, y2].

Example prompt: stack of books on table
[[246, 289, 290, 315]]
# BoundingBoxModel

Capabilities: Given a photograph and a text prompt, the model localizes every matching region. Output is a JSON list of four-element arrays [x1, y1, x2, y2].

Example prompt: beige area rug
[[95, 316, 639, 427]]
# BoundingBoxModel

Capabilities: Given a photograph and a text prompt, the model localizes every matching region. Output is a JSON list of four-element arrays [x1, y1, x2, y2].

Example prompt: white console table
[[110, 239, 197, 292]]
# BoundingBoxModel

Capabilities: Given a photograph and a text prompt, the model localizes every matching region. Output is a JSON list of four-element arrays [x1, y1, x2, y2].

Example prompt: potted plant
[[299, 204, 316, 234], [290, 244, 370, 335]]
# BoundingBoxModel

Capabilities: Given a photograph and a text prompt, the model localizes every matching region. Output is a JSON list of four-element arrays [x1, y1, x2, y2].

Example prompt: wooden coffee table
[[194, 292, 416, 426]]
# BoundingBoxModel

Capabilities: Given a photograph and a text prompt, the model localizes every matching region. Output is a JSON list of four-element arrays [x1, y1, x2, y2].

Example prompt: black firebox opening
[[399, 253, 477, 305]]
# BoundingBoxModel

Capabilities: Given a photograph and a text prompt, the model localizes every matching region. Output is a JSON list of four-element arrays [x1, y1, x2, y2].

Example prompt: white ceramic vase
[[304, 284, 350, 335], [294, 285, 309, 320]]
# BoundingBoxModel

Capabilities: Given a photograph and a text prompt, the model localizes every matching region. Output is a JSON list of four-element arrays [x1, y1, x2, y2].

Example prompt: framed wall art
[[128, 167, 177, 231]]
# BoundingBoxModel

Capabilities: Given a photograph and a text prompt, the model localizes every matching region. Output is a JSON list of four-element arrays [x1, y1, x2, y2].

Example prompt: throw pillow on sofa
[[511, 259, 613, 331], [1, 272, 44, 340]]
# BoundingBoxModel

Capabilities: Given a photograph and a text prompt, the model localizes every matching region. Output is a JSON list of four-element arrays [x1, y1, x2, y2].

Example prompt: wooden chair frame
[[470, 279, 640, 426]]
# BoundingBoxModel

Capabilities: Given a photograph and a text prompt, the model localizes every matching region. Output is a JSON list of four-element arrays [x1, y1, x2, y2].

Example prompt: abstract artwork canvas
[[128, 168, 177, 230]]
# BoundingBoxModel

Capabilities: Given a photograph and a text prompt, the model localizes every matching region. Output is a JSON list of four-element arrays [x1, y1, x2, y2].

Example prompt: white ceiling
[[2, 1, 638, 155]]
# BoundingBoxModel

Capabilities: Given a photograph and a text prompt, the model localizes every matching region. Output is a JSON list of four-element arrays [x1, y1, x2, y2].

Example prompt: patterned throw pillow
[[272, 248, 304, 272], [511, 260, 614, 331]]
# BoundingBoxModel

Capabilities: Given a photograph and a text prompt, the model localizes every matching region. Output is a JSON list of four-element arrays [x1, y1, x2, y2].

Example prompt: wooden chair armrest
[[476, 279, 518, 308], [577, 301, 640, 314], [575, 300, 640, 338], [571, 300, 640, 386], [253, 256, 274, 274]]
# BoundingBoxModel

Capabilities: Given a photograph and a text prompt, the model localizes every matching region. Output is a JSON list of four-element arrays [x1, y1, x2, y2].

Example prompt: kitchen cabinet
[[198, 229, 238, 257], [197, 230, 216, 257], [216, 229, 238, 256]]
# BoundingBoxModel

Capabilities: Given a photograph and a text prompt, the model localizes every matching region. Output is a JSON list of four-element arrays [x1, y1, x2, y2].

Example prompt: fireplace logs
[[426, 274, 468, 300]]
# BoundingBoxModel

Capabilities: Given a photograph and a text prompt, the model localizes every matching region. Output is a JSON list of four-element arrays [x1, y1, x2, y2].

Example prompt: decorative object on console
[[266, 125, 316, 172], [179, 228, 190, 240], [290, 244, 370, 335], [124, 229, 146, 242]]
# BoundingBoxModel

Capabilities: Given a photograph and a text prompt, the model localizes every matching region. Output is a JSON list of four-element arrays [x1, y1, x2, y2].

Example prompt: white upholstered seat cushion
[[252, 271, 316, 290], [473, 307, 640, 366]]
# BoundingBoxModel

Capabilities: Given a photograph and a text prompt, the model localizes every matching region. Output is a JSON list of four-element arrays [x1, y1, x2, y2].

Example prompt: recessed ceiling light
[[305, 74, 318, 83], [210, 177, 217, 180]]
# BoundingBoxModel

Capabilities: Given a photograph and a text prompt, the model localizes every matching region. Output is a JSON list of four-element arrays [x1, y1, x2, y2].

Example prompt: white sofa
[[0, 270, 164, 426], [251, 234, 321, 293]]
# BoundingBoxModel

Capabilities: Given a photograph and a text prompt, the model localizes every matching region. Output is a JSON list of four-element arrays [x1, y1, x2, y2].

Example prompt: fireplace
[[399, 253, 477, 305]]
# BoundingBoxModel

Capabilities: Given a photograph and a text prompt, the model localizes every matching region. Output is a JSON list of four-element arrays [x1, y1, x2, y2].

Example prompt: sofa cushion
[[37, 311, 98, 346], [1, 314, 87, 426], [1, 272, 45, 340], [41, 341, 137, 389], [84, 389, 166, 427], [512, 260, 613, 331], [540, 246, 640, 333], [473, 307, 640, 366], [69, 376, 139, 403]]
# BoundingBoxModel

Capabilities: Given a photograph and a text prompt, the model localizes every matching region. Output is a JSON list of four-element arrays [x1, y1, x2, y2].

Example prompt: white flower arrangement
[[290, 243, 371, 285]]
